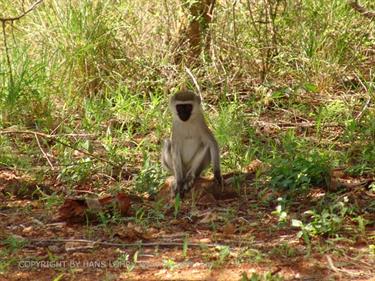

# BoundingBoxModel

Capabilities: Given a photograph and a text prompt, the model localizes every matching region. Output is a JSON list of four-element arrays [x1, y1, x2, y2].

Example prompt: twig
[[271, 267, 282, 276], [0, 129, 96, 138], [34, 133, 54, 170], [0, 129, 120, 168], [254, 120, 341, 128], [0, 129, 49, 138], [1, 0, 44, 92], [27, 238, 224, 248], [184, 67, 202, 102], [342, 253, 375, 268], [326, 255, 341, 274], [0, 0, 44, 22], [55, 133, 97, 137], [1, 21, 13, 86], [232, 0, 239, 48], [326, 255, 362, 277], [353, 73, 372, 121], [356, 97, 371, 121], [348, 0, 375, 19]]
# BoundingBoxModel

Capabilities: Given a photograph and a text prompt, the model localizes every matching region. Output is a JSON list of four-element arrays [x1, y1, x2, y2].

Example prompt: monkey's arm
[[185, 145, 210, 183]]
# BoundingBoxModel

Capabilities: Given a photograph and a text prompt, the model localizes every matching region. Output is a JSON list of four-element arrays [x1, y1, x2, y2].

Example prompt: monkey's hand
[[183, 172, 196, 195], [172, 179, 185, 199]]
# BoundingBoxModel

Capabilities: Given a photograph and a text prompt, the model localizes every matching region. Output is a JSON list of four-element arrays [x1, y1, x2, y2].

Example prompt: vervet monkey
[[162, 90, 222, 198]]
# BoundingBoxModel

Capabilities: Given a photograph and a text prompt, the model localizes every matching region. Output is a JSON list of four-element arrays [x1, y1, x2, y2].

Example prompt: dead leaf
[[120, 227, 139, 241], [57, 192, 132, 223], [222, 222, 236, 236], [86, 198, 102, 212], [155, 176, 174, 202], [114, 223, 152, 241], [245, 159, 263, 173], [329, 168, 373, 191], [199, 211, 218, 224], [57, 198, 87, 223], [115, 192, 131, 216], [22, 226, 33, 234], [197, 193, 217, 205], [141, 227, 158, 240]]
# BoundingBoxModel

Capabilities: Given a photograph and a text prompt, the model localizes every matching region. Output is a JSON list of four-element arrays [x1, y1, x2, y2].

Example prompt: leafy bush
[[134, 158, 165, 196], [269, 151, 331, 191]]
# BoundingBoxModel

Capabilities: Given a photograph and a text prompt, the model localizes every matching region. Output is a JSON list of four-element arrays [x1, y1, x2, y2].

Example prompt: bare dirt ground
[[0, 169, 374, 281]]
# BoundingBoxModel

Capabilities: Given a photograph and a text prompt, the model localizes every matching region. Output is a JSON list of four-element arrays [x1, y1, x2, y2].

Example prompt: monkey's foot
[[183, 174, 195, 194], [171, 180, 186, 199]]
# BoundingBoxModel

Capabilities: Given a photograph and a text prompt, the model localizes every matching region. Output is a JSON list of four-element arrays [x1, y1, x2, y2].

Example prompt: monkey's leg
[[171, 146, 185, 198], [162, 140, 181, 198], [184, 146, 210, 194]]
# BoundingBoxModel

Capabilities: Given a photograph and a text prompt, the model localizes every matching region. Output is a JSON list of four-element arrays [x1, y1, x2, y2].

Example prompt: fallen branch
[[27, 238, 225, 249], [0, 129, 120, 168], [326, 255, 363, 277], [1, 21, 13, 85], [0, 1, 45, 85], [185, 67, 202, 103], [348, 0, 375, 19], [0, 129, 96, 139], [254, 120, 342, 129], [34, 133, 54, 170], [356, 97, 372, 121], [0, 0, 44, 23]]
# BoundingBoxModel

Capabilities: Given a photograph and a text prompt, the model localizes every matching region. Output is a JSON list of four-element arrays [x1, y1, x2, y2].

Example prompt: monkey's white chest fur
[[181, 138, 203, 165], [174, 123, 205, 166]]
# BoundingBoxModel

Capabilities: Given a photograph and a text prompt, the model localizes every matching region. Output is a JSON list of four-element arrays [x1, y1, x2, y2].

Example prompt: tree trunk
[[174, 0, 215, 65]]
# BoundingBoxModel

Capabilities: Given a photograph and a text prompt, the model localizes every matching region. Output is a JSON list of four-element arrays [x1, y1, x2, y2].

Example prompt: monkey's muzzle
[[176, 104, 193, 122]]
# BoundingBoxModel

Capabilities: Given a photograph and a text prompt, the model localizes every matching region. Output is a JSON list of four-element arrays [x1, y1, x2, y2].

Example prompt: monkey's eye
[[176, 104, 193, 121]]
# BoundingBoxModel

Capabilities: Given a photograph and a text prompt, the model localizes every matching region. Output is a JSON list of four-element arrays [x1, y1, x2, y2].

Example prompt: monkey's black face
[[176, 104, 193, 121]]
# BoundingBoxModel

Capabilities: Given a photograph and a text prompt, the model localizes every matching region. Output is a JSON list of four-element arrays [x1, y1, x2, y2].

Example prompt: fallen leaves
[[329, 168, 374, 191], [56, 192, 131, 223], [222, 222, 237, 236], [113, 223, 158, 241]]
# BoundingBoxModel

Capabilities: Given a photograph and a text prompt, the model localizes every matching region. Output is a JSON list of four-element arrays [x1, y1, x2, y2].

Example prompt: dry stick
[[0, 129, 49, 138], [246, 0, 267, 81], [348, 0, 375, 19], [184, 66, 202, 100], [0, 130, 120, 168], [204, 0, 215, 57], [0, 0, 44, 22], [326, 255, 360, 277], [354, 73, 372, 121], [0, 0, 44, 87], [34, 133, 54, 170], [28, 238, 224, 248], [356, 97, 372, 121], [21, 0, 26, 13], [232, 0, 239, 49], [253, 120, 341, 128], [1, 21, 13, 86]]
